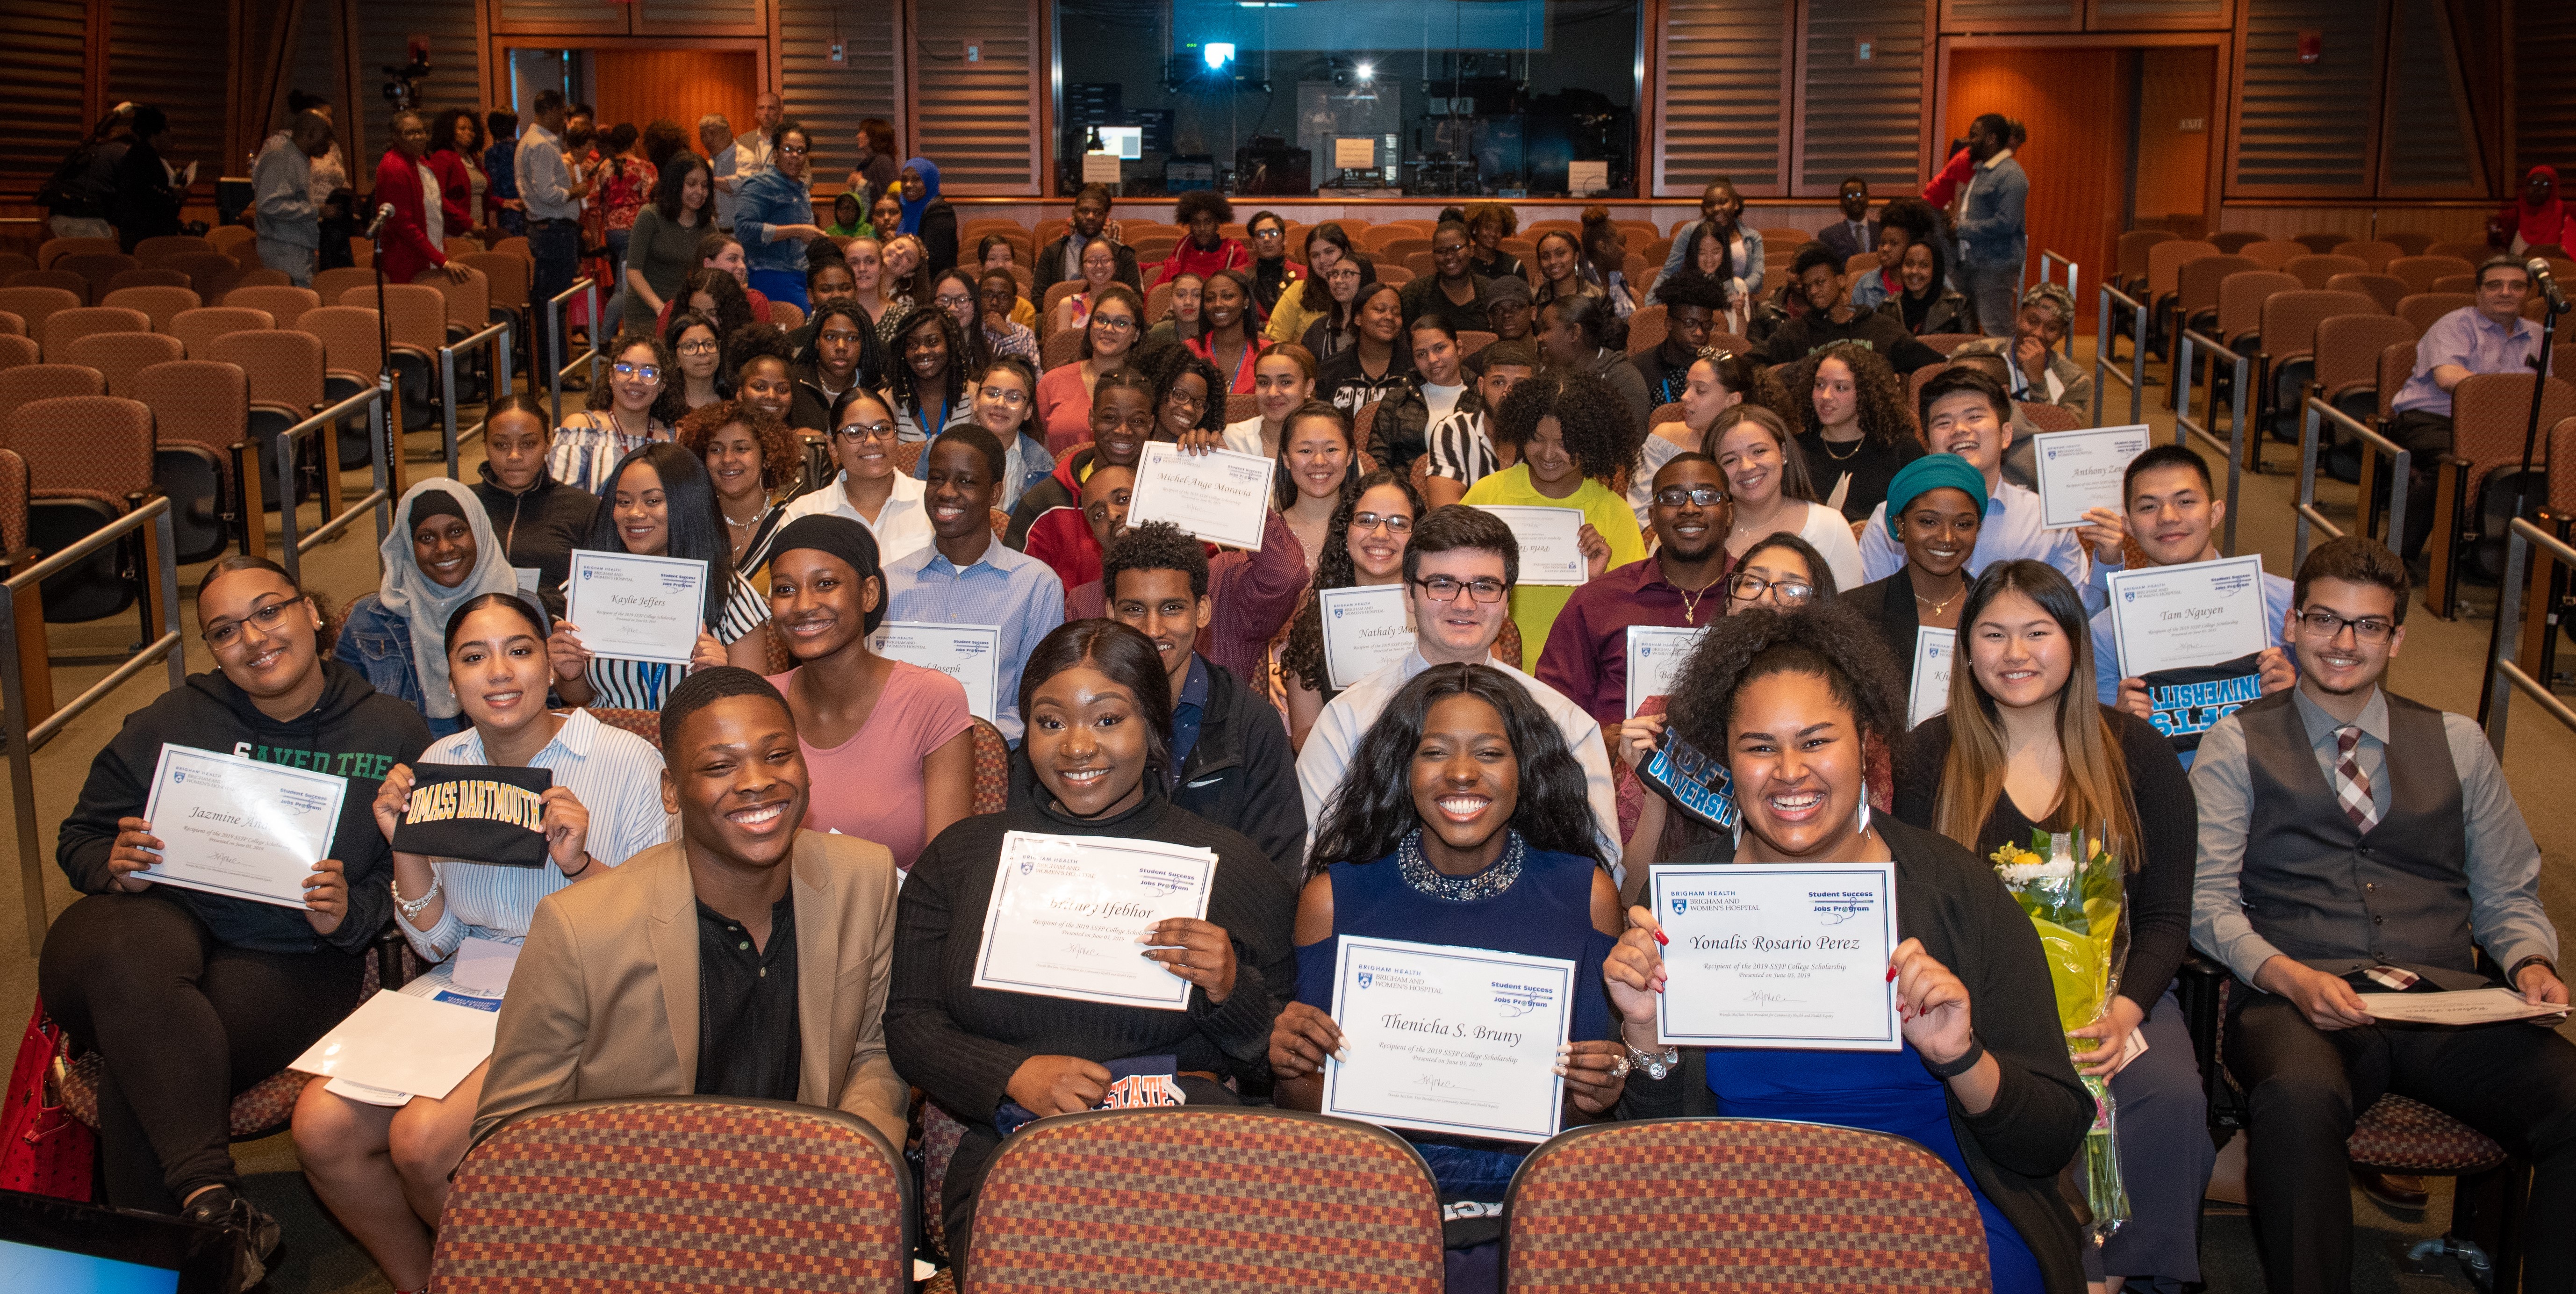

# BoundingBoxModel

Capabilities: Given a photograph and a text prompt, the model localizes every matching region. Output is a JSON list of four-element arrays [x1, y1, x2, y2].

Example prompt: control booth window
[[1053, 0, 1641, 200]]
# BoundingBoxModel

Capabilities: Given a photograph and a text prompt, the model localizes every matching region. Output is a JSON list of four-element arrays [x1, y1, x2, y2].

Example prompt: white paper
[[1322, 935, 1573, 1145], [2358, 988, 2570, 1026], [1126, 442, 1275, 551], [1624, 625, 1708, 721], [1081, 152, 1122, 184], [138, 745, 347, 909], [1334, 137, 1378, 170], [1907, 627, 1956, 731], [972, 831, 1217, 1010], [566, 549, 709, 666], [452, 936, 521, 993], [290, 987, 498, 1101], [1319, 584, 1413, 691], [1567, 161, 1608, 195], [1475, 505, 1586, 585], [872, 622, 1001, 722], [2106, 554, 2270, 679], [512, 566, 550, 632], [1652, 863, 1901, 1050], [2031, 425, 2153, 530]]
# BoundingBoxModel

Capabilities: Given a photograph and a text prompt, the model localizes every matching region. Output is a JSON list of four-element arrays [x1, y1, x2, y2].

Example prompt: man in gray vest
[[2190, 535, 2574, 1294]]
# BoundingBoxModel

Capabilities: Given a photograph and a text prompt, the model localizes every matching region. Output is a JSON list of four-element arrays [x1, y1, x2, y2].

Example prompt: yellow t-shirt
[[1461, 465, 1647, 671], [1010, 295, 1039, 331]]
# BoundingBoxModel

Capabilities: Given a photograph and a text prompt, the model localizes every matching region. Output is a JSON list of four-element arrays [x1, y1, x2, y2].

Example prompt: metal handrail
[[2174, 327, 2251, 554], [545, 276, 600, 426], [273, 386, 391, 582], [441, 319, 515, 479], [2294, 395, 2410, 571], [2095, 282, 2147, 427], [2038, 249, 2079, 307], [1, 496, 185, 950], [2482, 517, 2576, 754]]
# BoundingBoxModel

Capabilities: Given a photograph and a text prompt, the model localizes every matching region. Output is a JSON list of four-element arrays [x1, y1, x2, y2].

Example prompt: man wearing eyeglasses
[[1536, 454, 1732, 730], [2189, 534, 2575, 1294], [1294, 505, 1623, 877]]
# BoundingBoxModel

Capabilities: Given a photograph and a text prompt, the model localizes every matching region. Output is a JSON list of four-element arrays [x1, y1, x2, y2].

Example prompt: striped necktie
[[2333, 725, 2378, 832]]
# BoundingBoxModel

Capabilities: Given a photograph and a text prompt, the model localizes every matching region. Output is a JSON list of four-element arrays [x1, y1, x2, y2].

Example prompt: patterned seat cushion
[[432, 1099, 907, 1291], [1505, 1118, 1989, 1291], [969, 1107, 1443, 1293], [2346, 1093, 2507, 1174]]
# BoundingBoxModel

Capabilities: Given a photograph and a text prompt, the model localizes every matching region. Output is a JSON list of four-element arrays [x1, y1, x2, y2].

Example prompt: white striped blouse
[[401, 707, 679, 963], [578, 570, 770, 711]]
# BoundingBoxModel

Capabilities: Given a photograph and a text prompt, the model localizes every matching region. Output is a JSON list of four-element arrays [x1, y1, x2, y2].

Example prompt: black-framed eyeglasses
[[2294, 609, 2396, 643], [836, 421, 899, 442], [675, 339, 720, 355], [1654, 485, 1729, 508], [933, 293, 975, 309], [1091, 314, 1138, 334], [1414, 575, 1507, 604], [1350, 511, 1413, 535], [203, 597, 304, 650], [1728, 572, 1814, 604], [1163, 390, 1206, 412]]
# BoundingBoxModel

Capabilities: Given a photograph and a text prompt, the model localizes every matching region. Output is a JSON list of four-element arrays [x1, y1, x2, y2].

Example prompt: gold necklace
[[1674, 572, 1723, 624], [1913, 579, 1964, 617], [1820, 436, 1863, 460]]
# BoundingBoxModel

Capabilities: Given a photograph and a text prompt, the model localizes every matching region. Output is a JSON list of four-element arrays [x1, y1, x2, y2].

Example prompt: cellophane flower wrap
[[1990, 828, 2130, 1236]]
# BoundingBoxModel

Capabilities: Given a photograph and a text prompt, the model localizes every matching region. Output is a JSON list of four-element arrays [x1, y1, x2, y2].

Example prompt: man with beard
[[1535, 453, 1734, 729], [1034, 183, 1139, 295]]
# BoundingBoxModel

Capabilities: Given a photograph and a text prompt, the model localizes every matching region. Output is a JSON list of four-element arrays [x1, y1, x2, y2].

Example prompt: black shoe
[[182, 1185, 282, 1292]]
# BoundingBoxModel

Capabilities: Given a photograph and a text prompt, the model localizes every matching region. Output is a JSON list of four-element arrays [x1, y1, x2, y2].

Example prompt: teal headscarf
[[1882, 453, 1988, 541]]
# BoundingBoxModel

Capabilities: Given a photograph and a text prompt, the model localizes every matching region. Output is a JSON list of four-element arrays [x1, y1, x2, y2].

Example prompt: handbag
[[0, 999, 95, 1201]]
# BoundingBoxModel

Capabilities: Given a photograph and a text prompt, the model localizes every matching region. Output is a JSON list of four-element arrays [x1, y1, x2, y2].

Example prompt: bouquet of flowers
[[1989, 828, 2130, 1236]]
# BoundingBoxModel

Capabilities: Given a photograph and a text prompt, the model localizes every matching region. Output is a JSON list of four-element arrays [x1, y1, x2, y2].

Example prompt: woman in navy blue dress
[[1604, 601, 2093, 1294], [1270, 662, 1626, 1293]]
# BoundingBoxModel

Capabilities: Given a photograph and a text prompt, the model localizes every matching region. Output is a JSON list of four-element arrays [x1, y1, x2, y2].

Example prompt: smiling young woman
[[336, 480, 523, 736]]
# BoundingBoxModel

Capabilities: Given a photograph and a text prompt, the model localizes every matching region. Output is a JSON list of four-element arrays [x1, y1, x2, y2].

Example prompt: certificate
[[1319, 584, 1412, 690], [1476, 505, 1586, 585], [290, 985, 497, 1102], [1624, 625, 1708, 721], [566, 549, 708, 666], [1652, 863, 1901, 1050], [873, 621, 1001, 722], [1907, 627, 1955, 730], [1322, 935, 1572, 1145], [2106, 554, 2269, 679], [2032, 424, 2153, 529], [1126, 442, 1276, 551], [972, 831, 1218, 1010], [2359, 988, 2569, 1027], [138, 744, 346, 908]]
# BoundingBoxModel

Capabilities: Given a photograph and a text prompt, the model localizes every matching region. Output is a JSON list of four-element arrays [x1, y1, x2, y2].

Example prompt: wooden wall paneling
[[590, 49, 762, 152], [1942, 44, 2134, 320], [491, 0, 629, 36], [636, 0, 767, 38], [1940, 0, 2080, 34], [2084, 0, 2233, 29], [779, 0, 902, 190], [2375, 0, 2483, 197], [2133, 45, 2215, 230], [2510, 0, 2576, 182], [1794, 0, 1932, 196], [233, 0, 301, 169], [0, 0, 93, 198], [1655, 0, 1793, 197], [908, 0, 1040, 194], [334, 0, 364, 171], [2225, 0, 2384, 197]]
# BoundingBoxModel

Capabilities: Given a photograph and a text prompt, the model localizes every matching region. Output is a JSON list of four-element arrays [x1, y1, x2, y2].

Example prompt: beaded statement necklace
[[1399, 827, 1526, 902]]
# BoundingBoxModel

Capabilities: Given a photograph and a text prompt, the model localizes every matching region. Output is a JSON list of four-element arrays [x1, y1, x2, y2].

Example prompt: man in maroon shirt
[[1535, 452, 1733, 730]]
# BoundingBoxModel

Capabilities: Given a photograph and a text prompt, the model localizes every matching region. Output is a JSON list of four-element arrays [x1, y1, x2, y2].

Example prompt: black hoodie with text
[[58, 662, 433, 955]]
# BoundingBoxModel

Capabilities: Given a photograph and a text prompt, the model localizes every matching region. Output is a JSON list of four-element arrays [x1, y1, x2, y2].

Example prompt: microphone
[[2529, 258, 2569, 314], [361, 202, 395, 240]]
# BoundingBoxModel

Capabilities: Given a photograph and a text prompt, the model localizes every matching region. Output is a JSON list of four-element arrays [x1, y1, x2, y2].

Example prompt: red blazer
[[372, 150, 456, 285], [425, 148, 475, 237]]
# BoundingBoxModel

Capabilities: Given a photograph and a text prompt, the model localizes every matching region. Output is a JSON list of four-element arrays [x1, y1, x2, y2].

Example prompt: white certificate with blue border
[[1625, 624, 1709, 721], [872, 621, 1001, 722], [1319, 583, 1412, 690], [1322, 935, 1573, 1145], [565, 548, 708, 666], [138, 744, 346, 908], [972, 831, 1217, 1011], [1908, 627, 1956, 731], [2032, 424, 2153, 529], [2105, 553, 2269, 679], [1475, 505, 1587, 585], [1652, 863, 1901, 1050]]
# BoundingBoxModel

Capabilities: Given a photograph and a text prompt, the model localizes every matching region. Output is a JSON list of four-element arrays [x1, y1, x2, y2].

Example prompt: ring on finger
[[1609, 1056, 1631, 1079]]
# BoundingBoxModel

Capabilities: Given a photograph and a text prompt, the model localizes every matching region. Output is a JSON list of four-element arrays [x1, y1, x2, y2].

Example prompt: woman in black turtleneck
[[885, 619, 1295, 1268]]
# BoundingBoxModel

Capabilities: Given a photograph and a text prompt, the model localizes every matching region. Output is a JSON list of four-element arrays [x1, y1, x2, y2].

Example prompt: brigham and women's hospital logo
[[1357, 970, 1374, 989]]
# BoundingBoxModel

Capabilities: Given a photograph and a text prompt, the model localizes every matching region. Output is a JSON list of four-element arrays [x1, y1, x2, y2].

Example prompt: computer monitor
[[0, 1189, 235, 1294], [1094, 126, 1144, 160]]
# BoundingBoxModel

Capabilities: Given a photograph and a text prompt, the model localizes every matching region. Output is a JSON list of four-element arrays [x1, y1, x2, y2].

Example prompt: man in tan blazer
[[475, 668, 909, 1147]]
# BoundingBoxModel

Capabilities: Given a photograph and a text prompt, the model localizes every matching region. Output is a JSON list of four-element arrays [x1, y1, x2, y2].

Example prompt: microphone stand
[[372, 208, 395, 475], [2509, 284, 2566, 539]]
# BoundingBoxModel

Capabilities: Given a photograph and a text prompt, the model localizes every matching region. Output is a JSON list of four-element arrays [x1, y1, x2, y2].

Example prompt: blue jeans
[[1960, 258, 2023, 336], [748, 267, 809, 314], [602, 226, 630, 339]]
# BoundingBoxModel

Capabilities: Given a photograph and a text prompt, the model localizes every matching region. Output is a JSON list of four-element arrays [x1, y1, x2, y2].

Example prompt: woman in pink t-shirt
[[762, 514, 975, 870]]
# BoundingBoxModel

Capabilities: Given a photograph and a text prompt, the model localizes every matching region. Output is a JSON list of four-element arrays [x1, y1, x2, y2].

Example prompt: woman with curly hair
[[656, 262, 757, 344], [547, 331, 685, 494], [1602, 600, 2090, 1294], [1266, 223, 1359, 346], [1157, 189, 1251, 288], [1279, 467, 1424, 747], [883, 302, 975, 445], [1463, 369, 1646, 668], [1791, 339, 1921, 522], [1706, 403, 1865, 588], [1186, 267, 1268, 395], [425, 107, 487, 243], [726, 321, 825, 435], [1149, 342, 1228, 448], [663, 309, 727, 412], [1534, 293, 1649, 440], [677, 398, 803, 574], [1272, 662, 1626, 1291], [1464, 201, 1523, 281]]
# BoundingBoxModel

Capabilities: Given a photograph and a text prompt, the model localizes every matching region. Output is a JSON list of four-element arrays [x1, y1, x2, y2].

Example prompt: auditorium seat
[[40, 306, 149, 363], [62, 331, 183, 397], [226, 283, 323, 323], [2398, 292, 2475, 336], [2325, 272, 2406, 315], [0, 394, 154, 621], [131, 359, 247, 563], [98, 284, 199, 333], [168, 306, 273, 359], [104, 266, 192, 295], [2428, 374, 2576, 617], [36, 237, 119, 270], [132, 234, 215, 264]]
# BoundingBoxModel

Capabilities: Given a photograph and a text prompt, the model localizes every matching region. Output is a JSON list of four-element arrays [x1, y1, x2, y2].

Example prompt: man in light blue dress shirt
[[2382, 257, 2541, 557], [1857, 365, 2085, 587], [880, 427, 1065, 744]]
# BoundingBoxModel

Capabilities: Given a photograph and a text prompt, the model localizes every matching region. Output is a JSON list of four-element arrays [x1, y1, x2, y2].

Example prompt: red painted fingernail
[[1653, 930, 1668, 946], [1886, 967, 1896, 982]]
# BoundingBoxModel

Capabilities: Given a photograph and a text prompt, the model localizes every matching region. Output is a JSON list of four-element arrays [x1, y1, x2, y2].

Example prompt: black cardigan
[[1849, 570, 1924, 696], [1891, 705, 2198, 1017], [1619, 817, 2092, 1294]]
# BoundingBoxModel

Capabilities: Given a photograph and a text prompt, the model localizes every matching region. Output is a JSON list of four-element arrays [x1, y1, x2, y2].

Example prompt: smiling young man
[[881, 428, 1065, 744], [1422, 339, 1536, 509], [1536, 453, 1733, 729], [1857, 365, 2085, 586], [1089, 522, 1306, 880], [2078, 444, 2296, 762], [2188, 536, 2575, 1294], [1758, 244, 1944, 374], [1006, 368, 1155, 594], [476, 667, 909, 1149], [1295, 505, 1623, 876]]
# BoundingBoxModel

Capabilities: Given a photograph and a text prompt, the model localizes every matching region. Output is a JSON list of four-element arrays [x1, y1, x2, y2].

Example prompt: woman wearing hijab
[[2499, 165, 2575, 256], [897, 156, 959, 277], [336, 480, 522, 737]]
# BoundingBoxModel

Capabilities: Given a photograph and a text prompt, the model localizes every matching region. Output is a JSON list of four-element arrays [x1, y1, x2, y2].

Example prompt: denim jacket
[[334, 594, 467, 737], [732, 168, 814, 276]]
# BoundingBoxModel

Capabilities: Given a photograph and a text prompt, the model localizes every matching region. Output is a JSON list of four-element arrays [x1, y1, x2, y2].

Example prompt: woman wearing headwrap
[[762, 515, 976, 873], [337, 480, 522, 736], [897, 156, 959, 277], [2498, 165, 2575, 256], [1844, 453, 1986, 695]]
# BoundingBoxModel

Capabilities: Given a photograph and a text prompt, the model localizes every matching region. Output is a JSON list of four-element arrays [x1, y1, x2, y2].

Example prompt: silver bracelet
[[392, 875, 441, 923], [1620, 1021, 1679, 1081]]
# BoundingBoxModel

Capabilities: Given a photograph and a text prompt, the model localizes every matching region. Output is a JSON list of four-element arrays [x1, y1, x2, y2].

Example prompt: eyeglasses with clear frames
[[612, 362, 661, 381], [1653, 485, 1729, 508], [978, 385, 1028, 407], [837, 421, 899, 442], [2294, 609, 2396, 643], [1350, 511, 1413, 535], [1415, 575, 1507, 603]]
